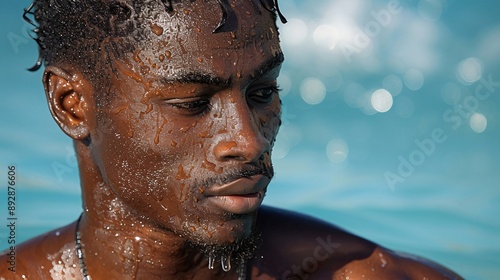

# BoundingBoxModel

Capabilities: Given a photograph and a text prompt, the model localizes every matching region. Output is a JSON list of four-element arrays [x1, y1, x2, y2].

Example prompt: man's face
[[89, 1, 282, 248]]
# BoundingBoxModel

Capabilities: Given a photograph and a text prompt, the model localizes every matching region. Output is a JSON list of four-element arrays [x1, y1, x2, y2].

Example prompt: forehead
[[119, 0, 281, 81], [153, 0, 278, 42]]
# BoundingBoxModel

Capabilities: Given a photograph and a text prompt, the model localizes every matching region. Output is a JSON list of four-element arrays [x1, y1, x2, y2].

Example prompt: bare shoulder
[[334, 246, 464, 280], [253, 206, 463, 279], [0, 222, 79, 280]]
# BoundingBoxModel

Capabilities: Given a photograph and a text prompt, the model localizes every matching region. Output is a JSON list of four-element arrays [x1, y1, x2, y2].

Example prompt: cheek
[[92, 108, 179, 202], [91, 104, 215, 221]]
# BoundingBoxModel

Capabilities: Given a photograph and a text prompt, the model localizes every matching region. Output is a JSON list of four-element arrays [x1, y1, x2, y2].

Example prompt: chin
[[180, 212, 256, 247], [185, 217, 263, 268]]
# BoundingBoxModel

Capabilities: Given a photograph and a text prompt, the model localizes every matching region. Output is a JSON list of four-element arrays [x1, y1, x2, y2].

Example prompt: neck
[[77, 211, 210, 279], [74, 141, 241, 279]]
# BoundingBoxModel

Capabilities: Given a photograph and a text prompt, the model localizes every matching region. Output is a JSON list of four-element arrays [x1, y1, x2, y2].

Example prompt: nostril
[[213, 140, 242, 161], [213, 137, 268, 163]]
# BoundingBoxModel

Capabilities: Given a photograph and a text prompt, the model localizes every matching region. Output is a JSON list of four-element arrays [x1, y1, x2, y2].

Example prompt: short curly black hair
[[23, 0, 286, 82]]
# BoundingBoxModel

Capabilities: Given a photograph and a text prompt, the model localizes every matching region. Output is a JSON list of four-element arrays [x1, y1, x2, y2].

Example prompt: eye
[[249, 85, 281, 104], [163, 98, 211, 116]]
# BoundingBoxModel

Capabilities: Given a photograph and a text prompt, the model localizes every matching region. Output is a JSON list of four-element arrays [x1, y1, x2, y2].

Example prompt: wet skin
[[0, 207, 463, 279], [0, 1, 462, 279]]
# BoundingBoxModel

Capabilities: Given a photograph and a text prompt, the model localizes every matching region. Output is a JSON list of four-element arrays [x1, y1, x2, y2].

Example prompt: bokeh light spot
[[314, 24, 336, 49], [280, 18, 308, 46], [371, 89, 393, 113], [300, 78, 326, 105], [404, 69, 425, 91], [418, 0, 444, 21], [457, 57, 483, 84], [326, 139, 349, 163], [277, 73, 292, 97], [273, 137, 290, 159], [470, 113, 487, 133], [382, 74, 403, 96]]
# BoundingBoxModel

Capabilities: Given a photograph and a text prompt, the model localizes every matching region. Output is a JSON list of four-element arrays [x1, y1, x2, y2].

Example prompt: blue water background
[[1, 1, 499, 279]]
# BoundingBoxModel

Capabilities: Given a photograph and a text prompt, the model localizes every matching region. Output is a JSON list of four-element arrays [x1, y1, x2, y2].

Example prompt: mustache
[[192, 163, 274, 190]]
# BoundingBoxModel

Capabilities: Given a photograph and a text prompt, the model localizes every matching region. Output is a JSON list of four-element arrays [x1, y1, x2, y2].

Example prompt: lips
[[204, 175, 269, 214]]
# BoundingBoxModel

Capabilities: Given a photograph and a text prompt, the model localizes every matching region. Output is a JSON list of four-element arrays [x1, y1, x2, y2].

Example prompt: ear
[[43, 66, 91, 140]]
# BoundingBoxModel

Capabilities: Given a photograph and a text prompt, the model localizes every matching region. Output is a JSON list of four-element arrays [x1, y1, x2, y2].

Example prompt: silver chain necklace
[[75, 214, 91, 280], [74, 213, 248, 280]]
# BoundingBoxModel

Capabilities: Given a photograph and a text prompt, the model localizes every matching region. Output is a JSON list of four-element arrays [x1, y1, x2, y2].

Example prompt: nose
[[213, 95, 269, 164]]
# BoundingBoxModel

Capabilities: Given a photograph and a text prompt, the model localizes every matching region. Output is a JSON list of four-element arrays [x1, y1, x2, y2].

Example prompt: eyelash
[[164, 85, 280, 115], [167, 99, 212, 116], [249, 85, 281, 104]]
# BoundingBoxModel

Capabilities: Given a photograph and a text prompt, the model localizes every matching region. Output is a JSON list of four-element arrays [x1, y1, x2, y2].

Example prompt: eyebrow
[[158, 52, 284, 87], [173, 72, 230, 87], [251, 52, 284, 80]]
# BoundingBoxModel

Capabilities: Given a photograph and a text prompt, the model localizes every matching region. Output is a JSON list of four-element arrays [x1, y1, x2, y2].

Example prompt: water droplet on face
[[176, 164, 190, 180], [165, 51, 172, 59], [133, 49, 142, 62], [199, 131, 212, 138], [151, 23, 164, 36], [154, 116, 168, 144], [201, 158, 223, 174], [221, 254, 231, 272]]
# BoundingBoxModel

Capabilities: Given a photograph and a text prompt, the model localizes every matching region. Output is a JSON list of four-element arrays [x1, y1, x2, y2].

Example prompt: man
[[1, 0, 462, 279]]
